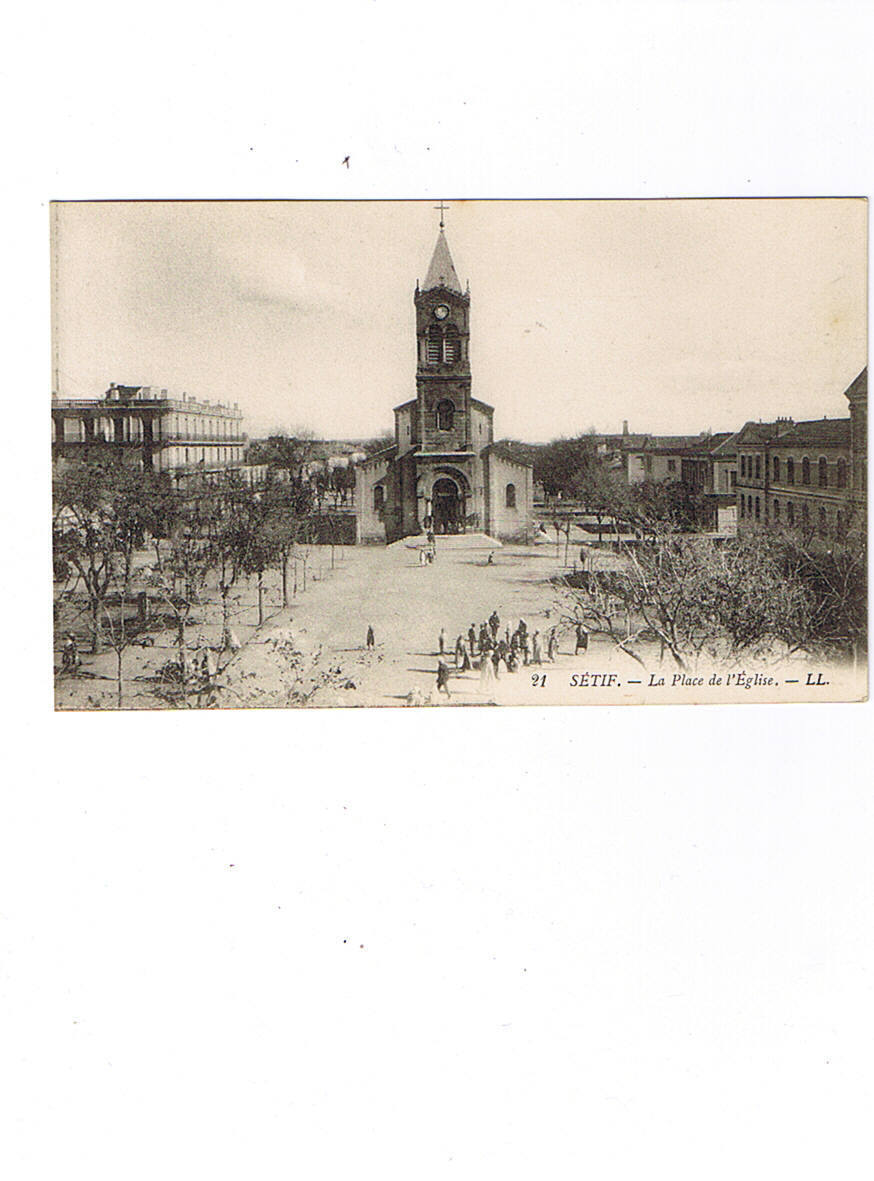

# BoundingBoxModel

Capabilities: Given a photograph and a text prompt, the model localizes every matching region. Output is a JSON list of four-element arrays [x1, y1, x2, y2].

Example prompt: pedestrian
[[418, 548, 427, 566], [438, 627, 446, 656], [62, 633, 78, 671], [489, 610, 500, 640], [531, 630, 543, 665], [521, 631, 531, 666], [547, 627, 559, 662], [480, 648, 497, 693], [454, 634, 464, 667], [491, 648, 503, 678], [436, 658, 451, 698], [459, 639, 472, 671], [486, 550, 494, 565], [575, 622, 589, 654], [468, 624, 477, 656], [366, 625, 375, 650], [506, 649, 519, 673]]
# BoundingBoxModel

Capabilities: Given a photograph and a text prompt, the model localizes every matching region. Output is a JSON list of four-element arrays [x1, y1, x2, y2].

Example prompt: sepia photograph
[[50, 198, 867, 709]]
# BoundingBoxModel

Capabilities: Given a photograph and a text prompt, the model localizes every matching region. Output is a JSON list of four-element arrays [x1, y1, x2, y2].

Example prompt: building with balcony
[[51, 383, 247, 482]]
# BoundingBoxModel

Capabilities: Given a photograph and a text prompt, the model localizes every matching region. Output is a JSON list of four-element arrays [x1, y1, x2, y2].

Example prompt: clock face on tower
[[433, 304, 449, 320]]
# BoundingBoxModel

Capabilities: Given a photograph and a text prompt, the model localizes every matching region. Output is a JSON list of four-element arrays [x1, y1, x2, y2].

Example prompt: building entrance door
[[431, 477, 462, 534]]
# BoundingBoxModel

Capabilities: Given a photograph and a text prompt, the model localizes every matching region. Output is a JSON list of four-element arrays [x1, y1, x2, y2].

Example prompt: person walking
[[454, 634, 464, 668], [547, 627, 559, 662], [531, 630, 543, 665], [438, 627, 446, 656], [366, 625, 375, 650], [480, 648, 497, 693], [468, 624, 477, 656], [61, 633, 79, 672], [575, 622, 589, 654], [479, 623, 490, 655], [459, 639, 472, 672], [489, 610, 500, 640], [436, 658, 451, 698]]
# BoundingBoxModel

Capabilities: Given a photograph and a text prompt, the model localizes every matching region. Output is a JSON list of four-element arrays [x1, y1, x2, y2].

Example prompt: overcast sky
[[52, 199, 866, 441]]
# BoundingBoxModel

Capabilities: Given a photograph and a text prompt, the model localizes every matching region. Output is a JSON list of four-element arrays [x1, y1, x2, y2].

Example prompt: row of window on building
[[739, 453, 848, 488], [739, 493, 847, 532]]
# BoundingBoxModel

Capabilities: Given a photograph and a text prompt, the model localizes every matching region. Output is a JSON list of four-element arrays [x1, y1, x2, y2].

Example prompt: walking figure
[[547, 627, 559, 662], [468, 624, 477, 655], [438, 627, 446, 656], [575, 622, 589, 654], [61, 633, 79, 672], [436, 659, 451, 698], [366, 625, 375, 650], [531, 630, 543, 665]]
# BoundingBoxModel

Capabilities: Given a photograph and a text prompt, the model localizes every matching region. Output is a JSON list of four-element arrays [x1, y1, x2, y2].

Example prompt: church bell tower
[[414, 212, 472, 454]]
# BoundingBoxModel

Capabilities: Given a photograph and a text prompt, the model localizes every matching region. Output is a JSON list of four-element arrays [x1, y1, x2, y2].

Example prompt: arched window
[[505, 483, 516, 509], [787, 501, 794, 525], [426, 326, 442, 365], [802, 502, 809, 524], [754, 455, 761, 480], [786, 458, 795, 485], [436, 399, 455, 431], [755, 496, 760, 520], [837, 458, 848, 488], [373, 485, 384, 512], [739, 497, 745, 518], [740, 455, 746, 479], [443, 325, 459, 364], [773, 455, 780, 481], [773, 498, 780, 521], [802, 457, 810, 485], [818, 457, 828, 487], [818, 506, 827, 532]]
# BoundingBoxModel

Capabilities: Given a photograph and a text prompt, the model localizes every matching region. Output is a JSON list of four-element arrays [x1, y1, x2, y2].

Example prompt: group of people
[[434, 610, 567, 698]]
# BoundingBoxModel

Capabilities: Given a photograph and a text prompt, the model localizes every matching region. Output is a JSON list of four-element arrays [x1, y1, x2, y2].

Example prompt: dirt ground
[[53, 533, 637, 710]]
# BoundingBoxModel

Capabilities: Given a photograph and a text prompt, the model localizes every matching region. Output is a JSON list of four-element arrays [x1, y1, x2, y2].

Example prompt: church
[[354, 218, 534, 545]]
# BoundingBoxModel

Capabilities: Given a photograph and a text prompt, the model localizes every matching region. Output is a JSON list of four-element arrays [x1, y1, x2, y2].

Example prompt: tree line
[[53, 458, 321, 706]]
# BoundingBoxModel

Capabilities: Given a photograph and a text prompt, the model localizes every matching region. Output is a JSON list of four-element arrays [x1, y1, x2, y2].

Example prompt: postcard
[[50, 199, 867, 708]]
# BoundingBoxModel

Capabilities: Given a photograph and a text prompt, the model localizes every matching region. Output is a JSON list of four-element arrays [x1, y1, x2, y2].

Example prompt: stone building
[[355, 225, 533, 544], [735, 368, 866, 535], [52, 383, 246, 482]]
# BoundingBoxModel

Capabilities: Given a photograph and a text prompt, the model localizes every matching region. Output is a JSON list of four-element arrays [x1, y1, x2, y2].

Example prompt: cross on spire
[[434, 200, 448, 229]]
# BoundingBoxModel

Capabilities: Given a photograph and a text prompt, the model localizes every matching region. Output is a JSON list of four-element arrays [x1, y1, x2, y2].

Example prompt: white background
[[2, 2, 873, 1178]]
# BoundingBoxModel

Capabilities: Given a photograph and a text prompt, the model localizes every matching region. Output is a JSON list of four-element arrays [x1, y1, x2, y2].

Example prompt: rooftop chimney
[[622, 420, 629, 436]]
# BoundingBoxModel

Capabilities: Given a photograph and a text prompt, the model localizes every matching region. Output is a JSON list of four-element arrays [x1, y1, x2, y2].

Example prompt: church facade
[[355, 226, 533, 544]]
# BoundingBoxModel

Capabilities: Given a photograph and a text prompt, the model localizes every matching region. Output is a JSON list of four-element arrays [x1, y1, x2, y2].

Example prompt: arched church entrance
[[431, 477, 462, 534]]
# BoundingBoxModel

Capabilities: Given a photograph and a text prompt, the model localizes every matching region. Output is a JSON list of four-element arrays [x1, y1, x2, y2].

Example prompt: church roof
[[483, 439, 535, 468], [423, 230, 462, 293]]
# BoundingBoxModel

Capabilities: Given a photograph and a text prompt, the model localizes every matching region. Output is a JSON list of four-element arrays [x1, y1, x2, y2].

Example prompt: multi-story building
[[765, 419, 852, 532], [679, 431, 738, 532], [52, 383, 246, 482], [625, 435, 713, 485], [734, 419, 794, 528], [735, 368, 866, 535], [845, 368, 867, 513]]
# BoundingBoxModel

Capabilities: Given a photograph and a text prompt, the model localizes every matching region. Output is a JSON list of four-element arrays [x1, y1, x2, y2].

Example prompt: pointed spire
[[423, 229, 462, 293]]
